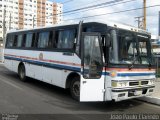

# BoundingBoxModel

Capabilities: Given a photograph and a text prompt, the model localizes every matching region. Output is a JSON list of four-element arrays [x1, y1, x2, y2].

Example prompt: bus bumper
[[111, 86, 155, 102]]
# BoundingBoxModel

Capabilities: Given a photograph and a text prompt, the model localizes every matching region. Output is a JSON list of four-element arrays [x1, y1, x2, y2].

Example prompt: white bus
[[4, 20, 156, 102]]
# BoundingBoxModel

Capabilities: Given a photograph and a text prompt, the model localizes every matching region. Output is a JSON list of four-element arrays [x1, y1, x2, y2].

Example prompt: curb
[[137, 96, 160, 106]]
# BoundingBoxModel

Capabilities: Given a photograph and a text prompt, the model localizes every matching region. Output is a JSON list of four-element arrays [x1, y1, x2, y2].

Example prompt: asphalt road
[[0, 64, 160, 120]]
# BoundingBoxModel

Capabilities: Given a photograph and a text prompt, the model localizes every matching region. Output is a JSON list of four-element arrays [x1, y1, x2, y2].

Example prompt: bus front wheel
[[18, 64, 26, 82], [70, 77, 80, 101]]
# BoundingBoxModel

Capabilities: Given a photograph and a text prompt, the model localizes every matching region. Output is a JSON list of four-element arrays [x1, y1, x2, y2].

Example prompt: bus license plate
[[134, 90, 142, 96]]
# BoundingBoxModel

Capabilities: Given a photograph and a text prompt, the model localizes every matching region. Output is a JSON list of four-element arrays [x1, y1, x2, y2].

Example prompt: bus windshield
[[109, 29, 153, 66]]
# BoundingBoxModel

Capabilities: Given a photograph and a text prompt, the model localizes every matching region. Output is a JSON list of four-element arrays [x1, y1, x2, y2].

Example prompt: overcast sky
[[55, 0, 160, 36]]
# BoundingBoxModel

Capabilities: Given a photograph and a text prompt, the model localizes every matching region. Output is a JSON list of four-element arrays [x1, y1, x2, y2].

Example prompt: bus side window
[[25, 33, 33, 48], [17, 34, 23, 47], [6, 34, 14, 47], [57, 29, 76, 49], [37, 31, 50, 48]]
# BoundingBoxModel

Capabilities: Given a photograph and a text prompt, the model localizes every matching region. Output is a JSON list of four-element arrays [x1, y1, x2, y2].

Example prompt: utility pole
[[135, 16, 143, 29], [9, 12, 11, 30], [135, 0, 146, 30], [143, 0, 146, 30], [2, 7, 6, 41]]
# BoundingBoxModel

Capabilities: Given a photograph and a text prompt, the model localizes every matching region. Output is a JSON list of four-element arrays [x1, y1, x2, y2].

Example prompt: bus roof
[[6, 20, 150, 35]]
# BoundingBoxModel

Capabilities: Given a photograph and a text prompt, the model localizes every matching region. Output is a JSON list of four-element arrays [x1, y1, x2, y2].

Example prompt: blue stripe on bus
[[5, 56, 155, 77], [102, 72, 155, 76], [117, 73, 155, 77], [4, 56, 81, 72]]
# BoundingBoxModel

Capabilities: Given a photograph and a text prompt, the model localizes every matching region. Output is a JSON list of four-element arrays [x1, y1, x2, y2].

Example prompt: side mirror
[[106, 34, 111, 47]]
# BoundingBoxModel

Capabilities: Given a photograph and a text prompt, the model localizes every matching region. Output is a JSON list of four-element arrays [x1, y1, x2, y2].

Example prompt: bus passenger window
[[17, 34, 23, 47], [37, 32, 49, 48], [25, 33, 33, 48], [6, 34, 14, 47], [57, 29, 75, 49]]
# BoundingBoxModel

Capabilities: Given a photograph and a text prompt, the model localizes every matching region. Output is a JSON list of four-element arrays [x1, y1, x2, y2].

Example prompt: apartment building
[[0, 0, 63, 42]]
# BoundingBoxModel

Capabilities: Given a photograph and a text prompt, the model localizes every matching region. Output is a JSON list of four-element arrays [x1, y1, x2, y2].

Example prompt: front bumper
[[111, 85, 155, 102]]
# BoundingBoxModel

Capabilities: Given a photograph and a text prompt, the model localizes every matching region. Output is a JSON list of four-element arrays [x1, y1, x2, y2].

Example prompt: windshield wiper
[[128, 57, 136, 70]]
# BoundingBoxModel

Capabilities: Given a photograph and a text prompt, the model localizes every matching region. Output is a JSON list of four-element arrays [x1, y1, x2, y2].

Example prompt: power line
[[63, 0, 124, 14], [34, 0, 125, 20], [62, 4, 160, 21], [63, 0, 104, 11], [63, 0, 137, 16], [61, 0, 74, 4]]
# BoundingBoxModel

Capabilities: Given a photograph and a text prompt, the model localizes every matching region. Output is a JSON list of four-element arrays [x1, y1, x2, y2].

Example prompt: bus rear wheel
[[70, 77, 80, 101], [18, 64, 26, 82]]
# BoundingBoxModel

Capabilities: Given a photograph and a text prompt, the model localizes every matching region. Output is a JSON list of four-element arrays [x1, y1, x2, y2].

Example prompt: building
[[0, 0, 63, 44]]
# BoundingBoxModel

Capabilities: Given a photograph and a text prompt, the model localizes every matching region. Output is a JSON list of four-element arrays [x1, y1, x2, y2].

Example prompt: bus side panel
[[25, 63, 62, 85], [25, 63, 35, 78], [42, 52, 81, 88], [4, 59, 13, 71], [34, 65, 43, 81], [4, 49, 81, 89], [43, 67, 63, 87], [12, 60, 20, 73], [4, 49, 14, 71]]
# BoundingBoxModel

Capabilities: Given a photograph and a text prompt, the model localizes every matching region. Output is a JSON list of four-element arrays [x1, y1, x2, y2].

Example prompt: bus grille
[[129, 81, 149, 86], [141, 81, 148, 85], [129, 82, 139, 86]]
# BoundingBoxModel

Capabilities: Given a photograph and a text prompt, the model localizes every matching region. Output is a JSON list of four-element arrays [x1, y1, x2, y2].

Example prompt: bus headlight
[[112, 81, 128, 87], [150, 79, 155, 84]]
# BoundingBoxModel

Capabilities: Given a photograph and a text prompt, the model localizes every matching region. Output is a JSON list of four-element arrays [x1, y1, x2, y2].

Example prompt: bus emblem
[[39, 53, 43, 60]]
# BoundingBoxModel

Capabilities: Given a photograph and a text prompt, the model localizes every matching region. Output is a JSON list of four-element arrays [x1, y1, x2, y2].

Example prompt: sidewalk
[[137, 78, 160, 105]]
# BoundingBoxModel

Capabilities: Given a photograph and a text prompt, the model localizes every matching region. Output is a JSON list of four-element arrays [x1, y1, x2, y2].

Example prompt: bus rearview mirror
[[106, 34, 111, 47]]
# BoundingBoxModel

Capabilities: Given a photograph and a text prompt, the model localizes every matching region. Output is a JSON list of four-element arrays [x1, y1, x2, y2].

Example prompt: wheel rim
[[72, 81, 80, 97]]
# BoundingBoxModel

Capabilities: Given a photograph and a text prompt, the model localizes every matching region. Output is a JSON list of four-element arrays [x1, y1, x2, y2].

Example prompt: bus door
[[80, 32, 104, 101]]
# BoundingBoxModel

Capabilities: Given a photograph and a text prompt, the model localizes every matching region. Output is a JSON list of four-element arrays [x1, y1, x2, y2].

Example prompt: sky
[[54, 0, 160, 36]]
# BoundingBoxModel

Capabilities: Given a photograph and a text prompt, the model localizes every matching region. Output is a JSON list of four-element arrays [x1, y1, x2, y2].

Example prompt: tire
[[70, 77, 80, 101], [18, 64, 26, 82]]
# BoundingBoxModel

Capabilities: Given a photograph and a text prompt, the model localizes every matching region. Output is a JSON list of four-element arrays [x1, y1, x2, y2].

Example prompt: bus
[[4, 20, 156, 102]]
